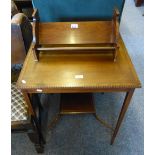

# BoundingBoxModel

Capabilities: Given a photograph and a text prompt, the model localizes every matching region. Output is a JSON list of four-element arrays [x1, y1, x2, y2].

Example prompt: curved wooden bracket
[[32, 9, 39, 61], [113, 8, 120, 62]]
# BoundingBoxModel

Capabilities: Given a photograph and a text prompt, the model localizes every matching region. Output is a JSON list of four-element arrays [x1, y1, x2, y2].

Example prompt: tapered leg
[[23, 92, 46, 151], [27, 130, 44, 153], [111, 89, 135, 144], [35, 144, 44, 153], [27, 118, 44, 153]]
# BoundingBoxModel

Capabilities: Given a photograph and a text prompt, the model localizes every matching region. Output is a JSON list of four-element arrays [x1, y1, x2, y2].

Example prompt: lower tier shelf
[[60, 93, 95, 114]]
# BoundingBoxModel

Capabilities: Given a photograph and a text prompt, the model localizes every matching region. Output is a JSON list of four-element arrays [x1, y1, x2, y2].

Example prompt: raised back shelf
[[32, 8, 120, 62], [39, 21, 114, 45]]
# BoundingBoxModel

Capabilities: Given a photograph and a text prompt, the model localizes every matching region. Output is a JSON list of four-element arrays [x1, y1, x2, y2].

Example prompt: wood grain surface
[[17, 36, 141, 93], [39, 21, 114, 45]]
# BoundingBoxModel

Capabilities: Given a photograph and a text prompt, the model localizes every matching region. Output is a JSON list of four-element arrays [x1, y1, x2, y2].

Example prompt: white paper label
[[36, 89, 43, 92], [22, 80, 26, 84], [75, 75, 83, 79], [71, 24, 78, 29]]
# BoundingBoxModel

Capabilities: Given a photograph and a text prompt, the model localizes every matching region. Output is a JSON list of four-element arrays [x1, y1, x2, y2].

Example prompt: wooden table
[[17, 34, 141, 145]]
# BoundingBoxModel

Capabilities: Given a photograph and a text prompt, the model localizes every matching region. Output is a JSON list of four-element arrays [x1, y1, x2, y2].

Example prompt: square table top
[[17, 36, 141, 93]]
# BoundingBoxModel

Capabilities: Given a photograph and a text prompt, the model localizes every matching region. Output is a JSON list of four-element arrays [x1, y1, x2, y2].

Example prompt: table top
[[39, 21, 114, 46], [17, 36, 141, 93]]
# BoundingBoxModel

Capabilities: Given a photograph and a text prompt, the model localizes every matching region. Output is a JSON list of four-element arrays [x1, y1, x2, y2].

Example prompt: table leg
[[111, 89, 135, 144], [22, 92, 46, 145]]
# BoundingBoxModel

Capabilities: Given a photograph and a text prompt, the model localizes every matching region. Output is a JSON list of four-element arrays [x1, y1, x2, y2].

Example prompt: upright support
[[113, 8, 120, 62], [32, 9, 39, 61], [113, 46, 119, 62], [22, 92, 46, 147], [27, 122, 44, 153], [111, 89, 135, 144]]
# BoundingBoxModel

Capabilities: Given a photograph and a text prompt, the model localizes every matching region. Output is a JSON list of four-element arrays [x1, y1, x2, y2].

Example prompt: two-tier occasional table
[[17, 26, 141, 145]]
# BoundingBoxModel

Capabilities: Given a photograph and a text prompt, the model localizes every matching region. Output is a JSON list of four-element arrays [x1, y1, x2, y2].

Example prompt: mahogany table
[[17, 33, 141, 145]]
